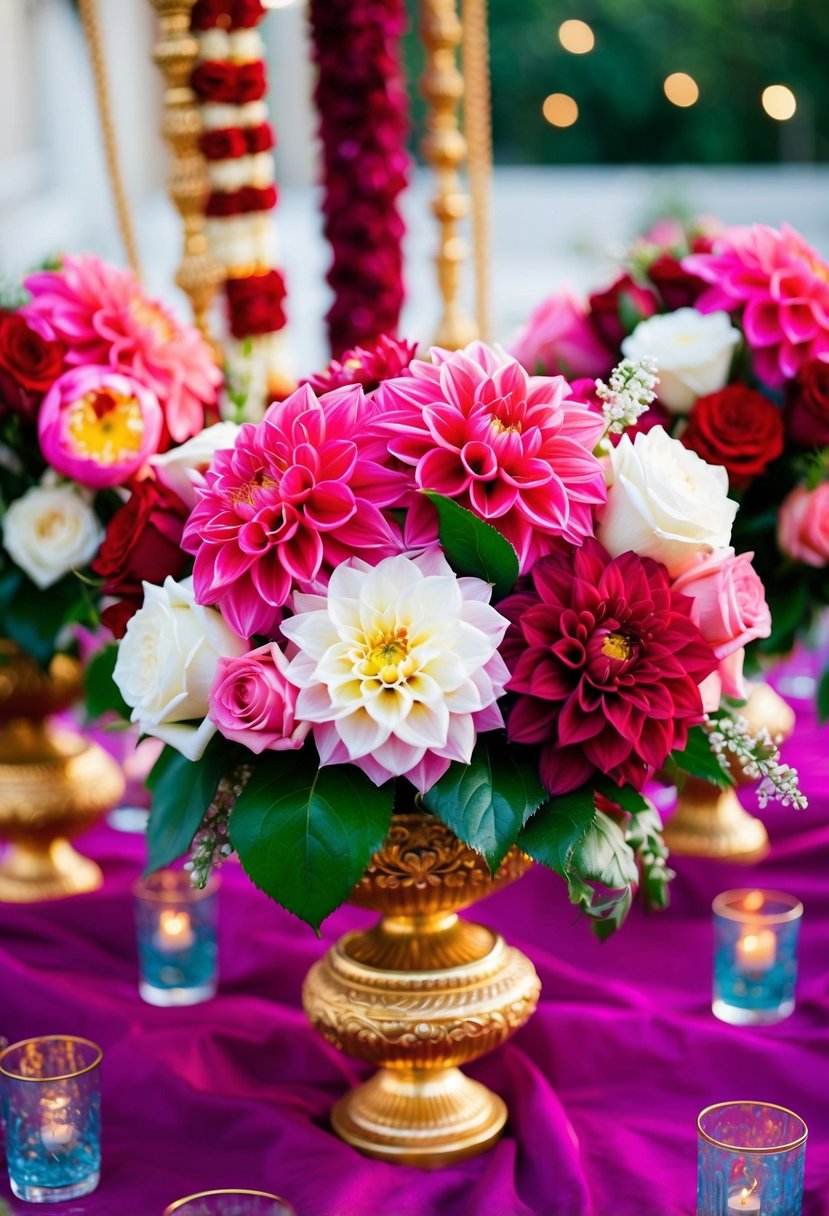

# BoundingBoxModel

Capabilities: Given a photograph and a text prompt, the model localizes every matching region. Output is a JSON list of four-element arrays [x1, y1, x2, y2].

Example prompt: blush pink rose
[[209, 642, 310, 754], [699, 648, 749, 711], [510, 291, 613, 379], [777, 483, 829, 568], [672, 548, 771, 659]]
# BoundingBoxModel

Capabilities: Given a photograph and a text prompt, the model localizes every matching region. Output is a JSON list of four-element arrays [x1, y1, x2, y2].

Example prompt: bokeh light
[[762, 84, 797, 121], [558, 20, 595, 54], [542, 94, 579, 128], [663, 73, 700, 108]]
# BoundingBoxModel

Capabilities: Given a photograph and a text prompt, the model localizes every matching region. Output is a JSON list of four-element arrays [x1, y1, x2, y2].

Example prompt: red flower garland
[[308, 0, 409, 357]]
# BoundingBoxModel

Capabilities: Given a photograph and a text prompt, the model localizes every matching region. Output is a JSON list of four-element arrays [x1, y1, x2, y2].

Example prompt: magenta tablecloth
[[2, 705, 829, 1216]]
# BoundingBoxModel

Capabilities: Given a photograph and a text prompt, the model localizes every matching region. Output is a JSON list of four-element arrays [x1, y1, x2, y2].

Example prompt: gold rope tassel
[[78, 0, 142, 277], [461, 0, 492, 343]]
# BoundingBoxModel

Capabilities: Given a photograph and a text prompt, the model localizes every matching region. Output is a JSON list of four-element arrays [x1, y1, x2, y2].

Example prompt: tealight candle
[[727, 1184, 761, 1213], [134, 870, 219, 1006], [697, 1102, 806, 1216], [712, 889, 802, 1025], [40, 1093, 77, 1152]]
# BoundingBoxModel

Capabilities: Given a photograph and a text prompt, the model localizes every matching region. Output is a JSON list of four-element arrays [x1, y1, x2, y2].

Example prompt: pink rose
[[510, 291, 613, 379], [673, 548, 771, 660], [778, 483, 829, 568], [209, 643, 310, 754], [699, 648, 749, 712]]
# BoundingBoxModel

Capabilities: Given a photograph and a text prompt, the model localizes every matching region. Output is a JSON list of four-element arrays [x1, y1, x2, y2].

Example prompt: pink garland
[[309, 0, 409, 358]]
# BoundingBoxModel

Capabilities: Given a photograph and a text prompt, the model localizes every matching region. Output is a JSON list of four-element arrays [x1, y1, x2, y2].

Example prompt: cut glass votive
[[697, 1101, 807, 1216], [0, 1035, 102, 1204], [134, 870, 219, 1006], [712, 889, 802, 1026], [163, 1190, 297, 1215]]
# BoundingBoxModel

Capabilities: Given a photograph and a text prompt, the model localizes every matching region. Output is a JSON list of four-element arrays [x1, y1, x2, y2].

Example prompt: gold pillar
[[461, 0, 492, 342], [419, 0, 478, 350], [148, 0, 223, 337]]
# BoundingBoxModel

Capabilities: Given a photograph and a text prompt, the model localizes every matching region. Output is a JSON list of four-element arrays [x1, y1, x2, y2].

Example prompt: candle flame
[[743, 890, 765, 912], [160, 911, 190, 939]]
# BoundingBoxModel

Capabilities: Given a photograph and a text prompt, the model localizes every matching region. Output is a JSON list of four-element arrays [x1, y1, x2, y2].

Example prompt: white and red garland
[[190, 0, 292, 415]]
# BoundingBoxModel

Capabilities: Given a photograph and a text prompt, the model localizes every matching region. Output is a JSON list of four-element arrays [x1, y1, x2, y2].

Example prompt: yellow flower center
[[358, 629, 414, 684], [231, 468, 278, 507], [602, 631, 633, 662], [129, 298, 175, 342], [66, 389, 145, 464]]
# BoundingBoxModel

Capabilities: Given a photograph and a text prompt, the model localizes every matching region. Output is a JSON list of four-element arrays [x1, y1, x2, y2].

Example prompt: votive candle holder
[[697, 1101, 807, 1215], [0, 1035, 102, 1203], [134, 870, 219, 1006], [163, 1190, 297, 1215], [712, 889, 802, 1025]]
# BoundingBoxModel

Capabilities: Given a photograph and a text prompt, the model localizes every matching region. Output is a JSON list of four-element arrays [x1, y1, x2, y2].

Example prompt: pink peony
[[38, 366, 163, 487], [209, 642, 310, 754], [23, 254, 220, 443], [500, 538, 717, 794], [510, 291, 614, 379], [184, 383, 407, 639], [672, 548, 771, 660], [304, 334, 417, 395], [685, 224, 829, 389], [777, 483, 829, 568], [377, 342, 607, 572]]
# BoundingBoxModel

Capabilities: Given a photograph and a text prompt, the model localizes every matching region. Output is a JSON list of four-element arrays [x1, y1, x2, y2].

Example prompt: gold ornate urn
[[0, 643, 125, 901], [302, 812, 541, 1167]]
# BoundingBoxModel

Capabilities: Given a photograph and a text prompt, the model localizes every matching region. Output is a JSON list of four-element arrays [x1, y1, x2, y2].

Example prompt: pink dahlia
[[304, 334, 417, 395], [377, 342, 607, 572], [23, 254, 220, 443], [684, 224, 829, 389], [501, 538, 717, 795], [184, 383, 407, 639]]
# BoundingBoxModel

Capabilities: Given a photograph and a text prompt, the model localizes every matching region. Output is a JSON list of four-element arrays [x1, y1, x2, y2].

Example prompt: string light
[[663, 72, 699, 107], [558, 19, 595, 54], [542, 93, 579, 128], [762, 84, 797, 120]]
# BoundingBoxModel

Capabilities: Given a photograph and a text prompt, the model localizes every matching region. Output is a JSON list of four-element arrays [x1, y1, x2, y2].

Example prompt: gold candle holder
[[148, 0, 223, 338], [419, 0, 478, 350]]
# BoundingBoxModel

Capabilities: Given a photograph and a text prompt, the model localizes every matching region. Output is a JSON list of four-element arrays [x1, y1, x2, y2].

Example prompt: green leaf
[[573, 814, 639, 891], [145, 736, 233, 875], [517, 784, 596, 874], [818, 666, 829, 726], [230, 749, 393, 932], [665, 725, 734, 790], [83, 643, 131, 721], [594, 776, 649, 816], [422, 737, 546, 872], [423, 491, 519, 600], [0, 573, 91, 669]]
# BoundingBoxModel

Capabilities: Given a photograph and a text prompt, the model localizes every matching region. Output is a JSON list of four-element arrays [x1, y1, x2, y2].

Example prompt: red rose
[[588, 273, 659, 348], [199, 128, 248, 161], [191, 61, 239, 104], [0, 313, 65, 392], [785, 359, 829, 448], [206, 190, 242, 219], [246, 123, 275, 155], [231, 0, 266, 28], [190, 0, 231, 31], [93, 478, 189, 636], [237, 184, 277, 214], [681, 385, 785, 490], [647, 253, 708, 311], [226, 270, 287, 339], [236, 61, 267, 104]]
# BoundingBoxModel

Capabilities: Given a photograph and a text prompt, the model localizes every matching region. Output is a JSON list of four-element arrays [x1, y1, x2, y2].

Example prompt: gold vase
[[302, 811, 540, 1167], [662, 682, 796, 863], [0, 644, 125, 902]]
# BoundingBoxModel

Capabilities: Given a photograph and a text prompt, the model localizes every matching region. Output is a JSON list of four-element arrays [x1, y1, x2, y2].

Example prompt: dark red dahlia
[[304, 334, 417, 395], [501, 539, 717, 795]]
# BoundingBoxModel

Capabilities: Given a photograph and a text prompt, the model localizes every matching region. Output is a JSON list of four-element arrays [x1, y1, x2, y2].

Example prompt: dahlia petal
[[539, 743, 595, 796], [304, 481, 357, 531], [416, 446, 471, 496]]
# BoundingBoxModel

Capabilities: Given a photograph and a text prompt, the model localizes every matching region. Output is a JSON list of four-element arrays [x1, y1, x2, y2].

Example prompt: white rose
[[113, 576, 246, 761], [597, 426, 738, 576], [2, 483, 103, 589], [621, 308, 740, 414], [150, 422, 240, 510]]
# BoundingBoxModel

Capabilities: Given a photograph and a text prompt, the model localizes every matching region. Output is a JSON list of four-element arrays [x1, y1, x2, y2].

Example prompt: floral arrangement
[[191, 0, 291, 414], [308, 0, 408, 356], [513, 218, 829, 717], [107, 338, 801, 936], [0, 253, 221, 666]]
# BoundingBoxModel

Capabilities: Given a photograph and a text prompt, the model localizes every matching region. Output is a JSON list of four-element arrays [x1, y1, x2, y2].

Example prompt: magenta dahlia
[[23, 254, 220, 443], [501, 538, 717, 795], [305, 334, 417, 395], [684, 224, 829, 389], [377, 342, 607, 572], [184, 383, 407, 638]]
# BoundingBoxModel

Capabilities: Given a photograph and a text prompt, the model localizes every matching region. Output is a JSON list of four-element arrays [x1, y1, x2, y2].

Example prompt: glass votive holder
[[712, 889, 803, 1026], [134, 870, 219, 1006], [697, 1101, 807, 1215], [0, 1035, 102, 1203], [163, 1190, 297, 1215]]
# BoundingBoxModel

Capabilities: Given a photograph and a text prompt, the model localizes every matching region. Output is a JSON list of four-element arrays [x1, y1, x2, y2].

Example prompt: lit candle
[[155, 908, 195, 953], [727, 1185, 761, 1213], [735, 928, 777, 972], [40, 1094, 76, 1152]]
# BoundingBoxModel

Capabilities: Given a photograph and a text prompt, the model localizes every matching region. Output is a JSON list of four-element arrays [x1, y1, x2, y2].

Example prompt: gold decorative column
[[148, 0, 223, 337], [419, 0, 478, 350], [461, 0, 492, 342]]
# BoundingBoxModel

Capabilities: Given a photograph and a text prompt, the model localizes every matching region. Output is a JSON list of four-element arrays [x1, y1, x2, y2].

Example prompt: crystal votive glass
[[712, 889, 803, 1025], [0, 1035, 102, 1203], [134, 870, 219, 1006], [163, 1190, 297, 1215], [697, 1101, 807, 1216]]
